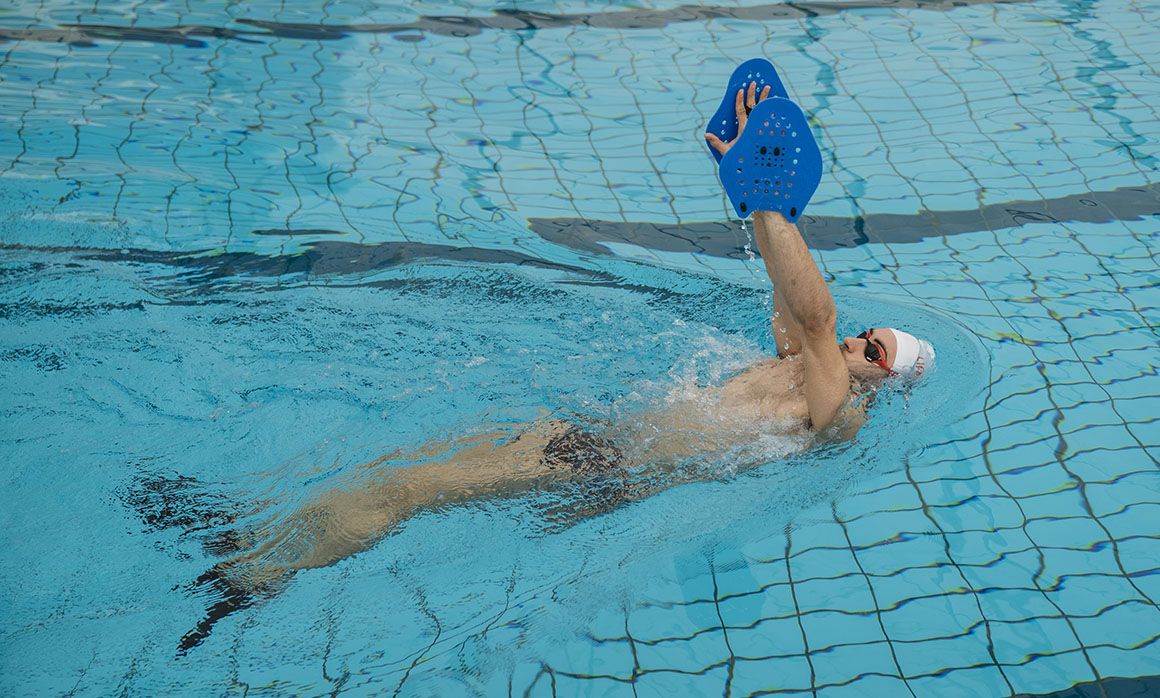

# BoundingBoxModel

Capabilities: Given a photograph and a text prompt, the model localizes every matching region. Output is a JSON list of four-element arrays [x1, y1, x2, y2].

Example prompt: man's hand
[[704, 81, 773, 156]]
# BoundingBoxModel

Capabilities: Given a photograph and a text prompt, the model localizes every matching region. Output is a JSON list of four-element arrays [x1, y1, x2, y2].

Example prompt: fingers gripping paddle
[[704, 58, 789, 165]]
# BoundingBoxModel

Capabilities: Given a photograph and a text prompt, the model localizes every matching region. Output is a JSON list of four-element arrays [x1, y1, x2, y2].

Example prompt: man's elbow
[[798, 304, 837, 338]]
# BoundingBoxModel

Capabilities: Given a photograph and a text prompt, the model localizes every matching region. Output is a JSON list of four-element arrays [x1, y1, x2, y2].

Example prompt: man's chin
[[847, 360, 890, 382]]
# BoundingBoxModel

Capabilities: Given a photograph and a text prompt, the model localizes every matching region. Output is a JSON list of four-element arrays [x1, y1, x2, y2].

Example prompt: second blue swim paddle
[[707, 59, 823, 223]]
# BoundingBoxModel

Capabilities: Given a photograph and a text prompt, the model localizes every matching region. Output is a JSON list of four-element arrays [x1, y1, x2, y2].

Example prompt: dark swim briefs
[[542, 425, 623, 474], [540, 425, 629, 516]]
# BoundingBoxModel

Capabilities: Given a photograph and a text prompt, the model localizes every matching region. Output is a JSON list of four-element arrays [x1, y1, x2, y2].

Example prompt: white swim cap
[[886, 328, 934, 380]]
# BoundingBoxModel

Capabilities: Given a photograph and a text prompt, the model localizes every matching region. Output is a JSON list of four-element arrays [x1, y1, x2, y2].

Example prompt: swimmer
[[178, 81, 933, 651]]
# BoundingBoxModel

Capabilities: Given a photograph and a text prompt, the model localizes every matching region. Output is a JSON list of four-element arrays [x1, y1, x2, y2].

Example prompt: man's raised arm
[[706, 81, 849, 430], [751, 210, 849, 430]]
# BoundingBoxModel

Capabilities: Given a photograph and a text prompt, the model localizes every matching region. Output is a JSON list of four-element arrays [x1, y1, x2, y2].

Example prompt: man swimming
[[178, 81, 933, 651]]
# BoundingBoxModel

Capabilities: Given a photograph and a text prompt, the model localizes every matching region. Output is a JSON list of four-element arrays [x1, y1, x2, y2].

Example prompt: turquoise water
[[1, 0, 1158, 695]]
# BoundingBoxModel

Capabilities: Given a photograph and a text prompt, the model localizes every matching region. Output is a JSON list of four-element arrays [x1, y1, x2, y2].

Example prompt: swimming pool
[[1, 0, 1157, 695]]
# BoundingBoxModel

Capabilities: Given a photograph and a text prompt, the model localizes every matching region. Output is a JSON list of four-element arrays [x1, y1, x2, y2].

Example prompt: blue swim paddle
[[704, 58, 789, 165], [707, 58, 823, 222], [717, 97, 823, 222]]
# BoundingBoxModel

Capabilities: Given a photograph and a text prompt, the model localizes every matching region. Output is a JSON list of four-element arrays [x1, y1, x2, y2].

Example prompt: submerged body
[[219, 355, 863, 580]]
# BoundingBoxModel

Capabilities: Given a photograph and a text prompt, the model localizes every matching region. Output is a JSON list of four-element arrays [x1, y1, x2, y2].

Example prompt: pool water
[[1, 0, 1157, 695]]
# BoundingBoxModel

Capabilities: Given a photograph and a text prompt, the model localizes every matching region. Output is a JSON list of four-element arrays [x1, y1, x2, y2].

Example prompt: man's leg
[[180, 422, 576, 650], [220, 421, 574, 577]]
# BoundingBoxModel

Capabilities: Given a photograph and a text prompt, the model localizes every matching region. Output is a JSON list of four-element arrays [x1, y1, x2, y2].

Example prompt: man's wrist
[[752, 210, 788, 225]]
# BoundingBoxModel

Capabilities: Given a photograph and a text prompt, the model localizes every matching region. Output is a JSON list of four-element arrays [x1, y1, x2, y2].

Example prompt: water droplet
[[740, 219, 755, 262]]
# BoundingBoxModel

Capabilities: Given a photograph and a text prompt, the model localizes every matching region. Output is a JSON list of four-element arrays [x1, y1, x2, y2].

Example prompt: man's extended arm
[[754, 222, 804, 358], [706, 82, 850, 430], [708, 82, 807, 357], [751, 210, 849, 430]]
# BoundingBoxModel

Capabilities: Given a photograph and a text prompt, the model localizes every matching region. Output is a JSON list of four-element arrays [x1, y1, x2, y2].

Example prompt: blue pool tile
[[991, 613, 1084, 666], [635, 625, 730, 677], [1024, 515, 1109, 551], [729, 613, 809, 660], [629, 599, 713, 647], [1073, 438, 1157, 480], [633, 664, 731, 697], [907, 664, 1014, 698], [556, 633, 638, 683], [989, 435, 1073, 486], [798, 607, 886, 653], [924, 485, 1029, 536], [552, 674, 630, 696], [787, 540, 862, 582], [957, 546, 1045, 595], [854, 531, 954, 581], [810, 639, 902, 692], [507, 661, 551, 697], [1071, 594, 1160, 654], [1048, 569, 1154, 620], [1111, 535, 1160, 576], [1086, 642, 1160, 690], [948, 485, 1018, 541], [843, 506, 938, 550], [836, 481, 919, 521], [794, 572, 878, 617], [1086, 472, 1160, 519], [1003, 647, 1100, 697], [881, 585, 984, 645], [1087, 501, 1160, 544], [892, 618, 998, 680], [730, 655, 815, 697], [1017, 488, 1103, 523], [819, 673, 915, 698], [977, 586, 1069, 626], [722, 579, 798, 630], [917, 468, 1004, 507]]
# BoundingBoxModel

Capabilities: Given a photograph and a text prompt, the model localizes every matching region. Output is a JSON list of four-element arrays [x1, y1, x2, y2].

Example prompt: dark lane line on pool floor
[[0, 240, 612, 290], [0, 0, 1032, 48], [0, 183, 1154, 287], [531, 183, 1160, 257]]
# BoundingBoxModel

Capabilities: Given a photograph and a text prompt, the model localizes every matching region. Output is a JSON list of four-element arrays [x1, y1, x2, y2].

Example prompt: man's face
[[840, 327, 898, 378]]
